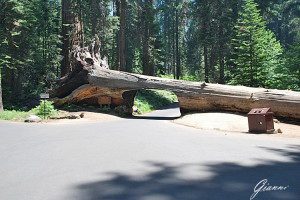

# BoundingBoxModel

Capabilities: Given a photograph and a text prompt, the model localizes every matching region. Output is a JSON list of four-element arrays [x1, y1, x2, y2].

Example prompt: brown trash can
[[248, 108, 274, 133]]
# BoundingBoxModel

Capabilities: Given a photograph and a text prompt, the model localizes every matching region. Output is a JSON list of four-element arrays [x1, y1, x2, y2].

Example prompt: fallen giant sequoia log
[[52, 45, 300, 119]]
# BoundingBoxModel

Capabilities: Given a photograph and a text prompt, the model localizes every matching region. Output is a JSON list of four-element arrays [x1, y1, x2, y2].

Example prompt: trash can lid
[[248, 108, 272, 115]]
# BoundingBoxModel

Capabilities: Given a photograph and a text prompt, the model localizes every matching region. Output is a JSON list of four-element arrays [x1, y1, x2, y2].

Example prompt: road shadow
[[74, 145, 300, 200]]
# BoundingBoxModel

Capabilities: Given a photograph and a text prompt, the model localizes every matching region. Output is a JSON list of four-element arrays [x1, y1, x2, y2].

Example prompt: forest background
[[0, 0, 299, 111]]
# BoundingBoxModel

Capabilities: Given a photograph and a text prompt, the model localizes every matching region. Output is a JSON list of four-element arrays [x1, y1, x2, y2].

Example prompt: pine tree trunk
[[77, 5, 84, 47], [218, 6, 225, 84], [142, 0, 154, 76], [175, 5, 181, 80], [204, 45, 209, 83], [219, 55, 225, 84], [210, 46, 217, 80], [115, 0, 120, 70], [118, 0, 126, 71], [172, 17, 176, 79], [91, 0, 98, 36], [201, 1, 210, 83], [202, 16, 209, 83], [61, 0, 84, 77], [142, 14, 150, 75], [61, 0, 73, 77]]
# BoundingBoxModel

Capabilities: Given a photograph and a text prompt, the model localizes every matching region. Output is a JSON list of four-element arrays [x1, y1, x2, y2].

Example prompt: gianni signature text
[[250, 179, 289, 200]]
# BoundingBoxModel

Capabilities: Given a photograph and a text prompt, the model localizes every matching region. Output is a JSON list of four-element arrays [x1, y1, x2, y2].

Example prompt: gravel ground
[[44, 111, 121, 124], [174, 112, 300, 138]]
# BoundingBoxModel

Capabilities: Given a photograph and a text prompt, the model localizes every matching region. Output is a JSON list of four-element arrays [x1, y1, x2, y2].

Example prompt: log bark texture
[[53, 41, 300, 118], [53, 57, 300, 119]]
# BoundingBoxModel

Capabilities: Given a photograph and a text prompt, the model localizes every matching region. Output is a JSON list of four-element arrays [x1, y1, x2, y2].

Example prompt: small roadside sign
[[40, 93, 50, 100], [40, 93, 50, 119]]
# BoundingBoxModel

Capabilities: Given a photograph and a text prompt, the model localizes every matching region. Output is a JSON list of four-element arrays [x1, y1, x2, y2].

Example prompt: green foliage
[[283, 43, 300, 90], [0, 0, 61, 106], [134, 89, 178, 114], [229, 0, 284, 88], [31, 100, 57, 118], [125, 1, 143, 73], [266, 0, 300, 46], [159, 74, 174, 79], [156, 0, 187, 78], [1, 0, 300, 112], [0, 110, 30, 121], [159, 73, 201, 81], [181, 74, 201, 82]]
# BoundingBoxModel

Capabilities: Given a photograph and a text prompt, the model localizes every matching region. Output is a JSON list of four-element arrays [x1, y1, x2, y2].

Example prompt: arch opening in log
[[131, 89, 181, 119]]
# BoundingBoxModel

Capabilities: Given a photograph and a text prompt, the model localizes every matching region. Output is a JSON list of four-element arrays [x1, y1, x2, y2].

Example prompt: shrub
[[31, 100, 57, 118]]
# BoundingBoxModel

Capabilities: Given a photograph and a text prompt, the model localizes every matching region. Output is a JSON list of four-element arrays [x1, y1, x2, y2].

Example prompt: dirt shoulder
[[174, 112, 300, 138], [43, 111, 121, 124]]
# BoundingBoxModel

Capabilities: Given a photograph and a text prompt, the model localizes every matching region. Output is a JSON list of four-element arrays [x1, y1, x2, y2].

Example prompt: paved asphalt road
[[0, 106, 299, 200]]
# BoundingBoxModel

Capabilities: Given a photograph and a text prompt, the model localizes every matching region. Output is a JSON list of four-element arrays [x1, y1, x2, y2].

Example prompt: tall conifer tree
[[230, 0, 283, 87]]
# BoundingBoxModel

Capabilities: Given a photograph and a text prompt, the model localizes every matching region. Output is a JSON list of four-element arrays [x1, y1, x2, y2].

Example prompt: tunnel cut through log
[[51, 42, 300, 118], [52, 68, 300, 119]]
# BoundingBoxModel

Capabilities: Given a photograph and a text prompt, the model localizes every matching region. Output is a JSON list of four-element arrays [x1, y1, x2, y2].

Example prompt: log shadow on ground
[[74, 145, 300, 200]]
